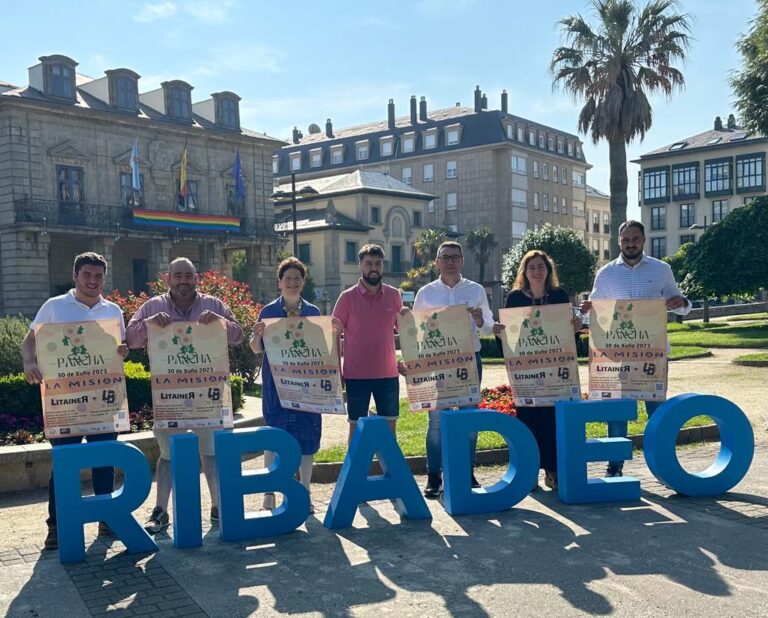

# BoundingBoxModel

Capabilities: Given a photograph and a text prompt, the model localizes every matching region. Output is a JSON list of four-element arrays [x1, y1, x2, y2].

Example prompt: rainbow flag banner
[[133, 209, 240, 233]]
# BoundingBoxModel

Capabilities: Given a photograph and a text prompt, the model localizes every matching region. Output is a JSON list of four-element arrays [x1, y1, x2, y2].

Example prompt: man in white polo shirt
[[581, 220, 691, 477], [21, 252, 128, 550], [407, 241, 494, 498]]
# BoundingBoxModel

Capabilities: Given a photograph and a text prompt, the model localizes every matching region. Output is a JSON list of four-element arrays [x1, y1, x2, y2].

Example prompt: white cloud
[[192, 44, 285, 76], [183, 0, 237, 23], [134, 2, 177, 22]]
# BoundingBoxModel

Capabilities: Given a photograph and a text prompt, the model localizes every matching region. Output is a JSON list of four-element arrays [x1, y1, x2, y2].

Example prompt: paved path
[[1, 444, 766, 617]]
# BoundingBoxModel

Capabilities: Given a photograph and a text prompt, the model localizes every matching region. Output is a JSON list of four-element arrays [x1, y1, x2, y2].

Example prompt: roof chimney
[[410, 95, 417, 125], [481, 93, 488, 110], [727, 113, 737, 130], [419, 96, 427, 121], [387, 99, 395, 129], [714, 116, 723, 131], [325, 118, 333, 138], [501, 89, 508, 113], [292, 126, 300, 144], [474, 85, 481, 112]]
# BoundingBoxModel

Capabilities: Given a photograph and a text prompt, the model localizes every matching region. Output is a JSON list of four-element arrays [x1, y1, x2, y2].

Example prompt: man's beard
[[363, 272, 381, 286], [621, 248, 642, 260]]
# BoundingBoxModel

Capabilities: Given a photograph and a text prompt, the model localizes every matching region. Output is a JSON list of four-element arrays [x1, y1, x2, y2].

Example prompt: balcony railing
[[11, 198, 276, 241]]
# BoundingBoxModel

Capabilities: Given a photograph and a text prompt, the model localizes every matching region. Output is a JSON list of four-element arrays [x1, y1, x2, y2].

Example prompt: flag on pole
[[130, 138, 141, 191], [231, 149, 245, 201], [179, 146, 189, 198]]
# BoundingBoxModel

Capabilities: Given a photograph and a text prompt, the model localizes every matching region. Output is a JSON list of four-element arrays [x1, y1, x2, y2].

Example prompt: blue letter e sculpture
[[324, 416, 431, 529], [556, 399, 641, 504], [52, 441, 157, 563]]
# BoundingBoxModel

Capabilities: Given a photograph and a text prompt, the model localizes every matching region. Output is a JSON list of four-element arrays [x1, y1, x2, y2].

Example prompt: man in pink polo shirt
[[333, 244, 403, 445]]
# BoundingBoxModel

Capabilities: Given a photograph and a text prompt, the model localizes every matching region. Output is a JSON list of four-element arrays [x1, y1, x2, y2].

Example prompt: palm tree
[[550, 0, 691, 257], [466, 227, 497, 284], [413, 228, 447, 281]]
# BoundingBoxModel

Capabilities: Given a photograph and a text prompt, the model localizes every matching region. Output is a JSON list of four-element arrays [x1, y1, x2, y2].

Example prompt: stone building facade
[[274, 86, 591, 290], [0, 54, 284, 316], [585, 184, 612, 268]]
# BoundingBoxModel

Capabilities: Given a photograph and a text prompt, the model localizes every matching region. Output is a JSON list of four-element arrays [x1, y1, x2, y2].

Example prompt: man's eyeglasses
[[438, 254, 463, 263]]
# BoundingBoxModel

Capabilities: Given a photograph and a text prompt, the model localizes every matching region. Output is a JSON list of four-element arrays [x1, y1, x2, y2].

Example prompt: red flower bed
[[478, 384, 517, 416]]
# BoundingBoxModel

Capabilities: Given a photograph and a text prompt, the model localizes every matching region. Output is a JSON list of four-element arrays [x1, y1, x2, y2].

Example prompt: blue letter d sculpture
[[52, 441, 157, 563], [441, 409, 539, 515]]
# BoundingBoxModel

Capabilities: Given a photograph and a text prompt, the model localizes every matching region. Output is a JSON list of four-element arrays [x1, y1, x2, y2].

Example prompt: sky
[[1, 0, 760, 219]]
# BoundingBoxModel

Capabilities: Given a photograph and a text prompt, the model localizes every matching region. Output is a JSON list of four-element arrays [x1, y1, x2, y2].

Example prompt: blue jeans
[[607, 401, 662, 471], [426, 352, 482, 475], [47, 432, 117, 525]]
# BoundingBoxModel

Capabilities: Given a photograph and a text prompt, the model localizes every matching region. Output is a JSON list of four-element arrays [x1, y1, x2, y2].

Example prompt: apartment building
[[635, 114, 767, 258], [0, 54, 283, 315], [585, 184, 612, 267], [274, 86, 590, 288]]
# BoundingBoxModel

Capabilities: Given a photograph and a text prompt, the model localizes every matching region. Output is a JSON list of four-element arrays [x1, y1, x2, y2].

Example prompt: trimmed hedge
[[0, 315, 31, 376], [0, 361, 244, 421]]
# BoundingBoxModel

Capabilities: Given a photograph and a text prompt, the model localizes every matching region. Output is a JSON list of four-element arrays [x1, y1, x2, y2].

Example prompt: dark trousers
[[47, 432, 117, 526], [515, 406, 557, 472]]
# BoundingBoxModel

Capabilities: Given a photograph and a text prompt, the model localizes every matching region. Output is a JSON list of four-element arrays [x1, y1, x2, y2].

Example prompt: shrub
[[480, 336, 503, 358], [108, 271, 264, 385], [0, 315, 31, 376]]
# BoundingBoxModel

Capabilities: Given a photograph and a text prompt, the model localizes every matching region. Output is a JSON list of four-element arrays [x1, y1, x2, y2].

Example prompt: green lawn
[[667, 323, 768, 348], [481, 345, 710, 365], [732, 352, 768, 366], [314, 400, 715, 463], [722, 312, 768, 322]]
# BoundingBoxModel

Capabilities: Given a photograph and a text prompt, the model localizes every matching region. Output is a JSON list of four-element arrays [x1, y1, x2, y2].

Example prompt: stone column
[[149, 239, 173, 282], [198, 240, 224, 274], [91, 237, 115, 293], [0, 230, 51, 316], [246, 243, 276, 303]]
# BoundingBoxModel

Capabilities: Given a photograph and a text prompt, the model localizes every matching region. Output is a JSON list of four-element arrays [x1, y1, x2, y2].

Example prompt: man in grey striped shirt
[[580, 220, 691, 477]]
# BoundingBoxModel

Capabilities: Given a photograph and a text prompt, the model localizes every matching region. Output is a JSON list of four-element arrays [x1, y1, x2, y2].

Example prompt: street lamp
[[271, 173, 319, 257], [689, 215, 710, 322]]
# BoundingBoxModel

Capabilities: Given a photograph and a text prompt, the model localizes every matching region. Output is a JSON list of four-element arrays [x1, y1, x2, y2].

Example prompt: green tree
[[686, 197, 768, 298], [231, 249, 247, 283], [402, 229, 448, 292], [731, 0, 768, 136], [551, 0, 691, 257], [501, 224, 597, 296], [466, 227, 498, 284], [663, 241, 711, 321]]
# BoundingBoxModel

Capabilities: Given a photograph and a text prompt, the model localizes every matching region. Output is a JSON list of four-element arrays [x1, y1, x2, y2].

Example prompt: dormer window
[[402, 132, 415, 153], [106, 69, 140, 112], [423, 128, 438, 150], [444, 123, 462, 146], [310, 148, 323, 168], [290, 152, 302, 172], [380, 136, 394, 157], [356, 140, 370, 161], [42, 56, 77, 100], [330, 145, 344, 164], [214, 92, 240, 130], [272, 155, 279, 175], [164, 81, 192, 122]]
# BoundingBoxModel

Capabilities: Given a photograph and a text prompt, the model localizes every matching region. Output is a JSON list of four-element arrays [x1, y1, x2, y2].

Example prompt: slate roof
[[276, 106, 588, 177], [274, 208, 371, 233], [634, 126, 767, 162], [274, 169, 435, 201], [586, 184, 610, 199], [0, 78, 283, 144]]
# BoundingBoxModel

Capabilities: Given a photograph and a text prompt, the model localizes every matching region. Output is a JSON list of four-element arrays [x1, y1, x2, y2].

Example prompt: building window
[[298, 243, 311, 264], [568, 143, 574, 157], [380, 139, 394, 157], [120, 171, 143, 207], [679, 203, 695, 228], [168, 85, 191, 121], [561, 167, 567, 184], [576, 145, 582, 159], [511, 188, 527, 209], [704, 158, 732, 195], [402, 134, 415, 153], [679, 234, 696, 246], [543, 194, 549, 211], [331, 147, 343, 165], [272, 156, 279, 175], [736, 153, 765, 192], [446, 160, 457, 179], [176, 178, 198, 211], [371, 206, 381, 225], [557, 139, 563, 154], [356, 141, 369, 161], [115, 76, 137, 110], [643, 167, 670, 202], [512, 222, 527, 238], [48, 62, 75, 99], [548, 136, 554, 151], [603, 248, 610, 260], [413, 211, 422, 227], [446, 128, 460, 145], [651, 237, 666, 259], [218, 97, 239, 129], [402, 167, 413, 185], [290, 153, 301, 172], [423, 163, 434, 182], [517, 126, 524, 142], [310, 149, 322, 168], [446, 192, 457, 210], [529, 129, 536, 146], [226, 182, 245, 215], [423, 132, 437, 149], [345, 241, 357, 263], [539, 133, 545, 149], [511, 155, 526, 174], [533, 160, 539, 178], [572, 171, 585, 186], [561, 198, 567, 214], [603, 213, 610, 234], [553, 196, 559, 213], [428, 200, 435, 214], [391, 245, 403, 272], [592, 239, 600, 256], [533, 192, 539, 210], [671, 164, 699, 199], [542, 163, 549, 180], [712, 199, 729, 223], [651, 206, 666, 230], [552, 165, 558, 182], [506, 125, 515, 140], [56, 165, 84, 203]]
